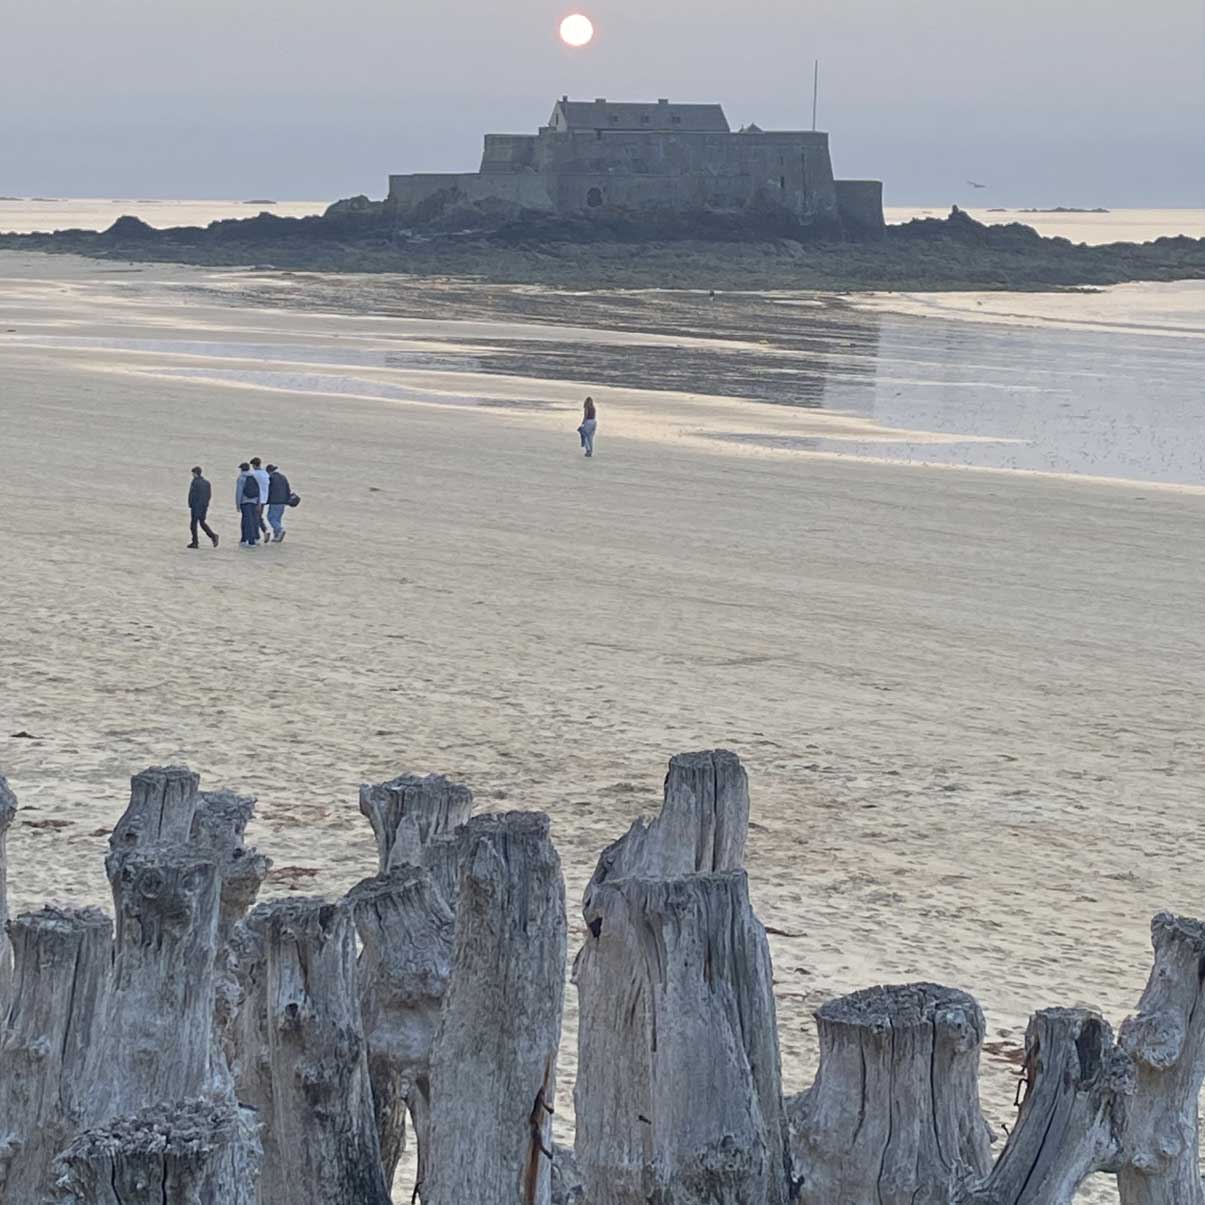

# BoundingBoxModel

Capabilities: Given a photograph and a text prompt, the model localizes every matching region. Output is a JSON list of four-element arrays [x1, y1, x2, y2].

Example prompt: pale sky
[[2, 0, 1202, 206]]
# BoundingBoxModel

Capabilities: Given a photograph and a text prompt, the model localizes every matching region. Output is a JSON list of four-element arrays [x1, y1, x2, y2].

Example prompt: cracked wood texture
[[83, 844, 225, 1123], [1117, 912, 1205, 1205], [106, 765, 201, 875], [0, 775, 16, 1009], [359, 773, 473, 874], [246, 896, 391, 1205], [574, 870, 787, 1205], [582, 750, 748, 913], [0, 905, 111, 1201], [789, 982, 993, 1205], [190, 789, 271, 941], [424, 812, 567, 1205], [348, 864, 455, 1190], [960, 1008, 1132, 1204], [54, 1098, 260, 1204]]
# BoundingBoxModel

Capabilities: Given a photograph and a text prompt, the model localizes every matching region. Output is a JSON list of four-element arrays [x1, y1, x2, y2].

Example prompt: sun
[[559, 13, 595, 47]]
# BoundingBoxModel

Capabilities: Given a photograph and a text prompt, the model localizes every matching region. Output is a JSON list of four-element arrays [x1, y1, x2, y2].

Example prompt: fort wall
[[534, 130, 839, 222], [835, 180, 885, 239], [388, 171, 553, 216]]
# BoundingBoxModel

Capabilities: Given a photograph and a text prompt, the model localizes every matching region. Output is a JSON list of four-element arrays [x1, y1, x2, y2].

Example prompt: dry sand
[[1, 252, 1203, 1202]]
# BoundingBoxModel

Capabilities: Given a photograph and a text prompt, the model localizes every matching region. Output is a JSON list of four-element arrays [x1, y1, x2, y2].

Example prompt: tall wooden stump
[[584, 750, 748, 909], [348, 865, 455, 1190], [960, 1008, 1132, 1204], [247, 897, 391, 1205], [360, 773, 473, 873], [574, 871, 787, 1205], [107, 765, 201, 867], [1117, 912, 1205, 1205], [191, 789, 270, 940], [54, 1098, 260, 1204], [789, 982, 992, 1205], [0, 906, 111, 1201], [84, 845, 224, 1122], [424, 812, 567, 1205], [0, 775, 16, 1008]]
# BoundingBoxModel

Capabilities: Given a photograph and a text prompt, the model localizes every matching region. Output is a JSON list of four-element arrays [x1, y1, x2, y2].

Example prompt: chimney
[[594, 97, 606, 104], [561, 94, 568, 103], [658, 98, 669, 105]]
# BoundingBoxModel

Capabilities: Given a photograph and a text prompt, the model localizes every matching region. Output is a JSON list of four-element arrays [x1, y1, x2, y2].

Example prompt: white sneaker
[[276, 530, 287, 542]]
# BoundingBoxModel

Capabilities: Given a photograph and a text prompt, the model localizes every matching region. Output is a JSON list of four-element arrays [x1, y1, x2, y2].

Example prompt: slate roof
[[550, 99, 730, 133]]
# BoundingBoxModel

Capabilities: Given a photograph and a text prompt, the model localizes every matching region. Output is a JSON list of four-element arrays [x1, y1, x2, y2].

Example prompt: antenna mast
[[812, 59, 820, 131]]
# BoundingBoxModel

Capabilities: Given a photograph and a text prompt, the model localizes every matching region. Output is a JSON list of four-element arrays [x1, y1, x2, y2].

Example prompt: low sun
[[559, 13, 595, 47]]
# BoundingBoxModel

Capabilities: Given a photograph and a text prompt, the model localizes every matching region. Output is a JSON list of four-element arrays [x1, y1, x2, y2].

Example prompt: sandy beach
[[2, 251, 1203, 1202]]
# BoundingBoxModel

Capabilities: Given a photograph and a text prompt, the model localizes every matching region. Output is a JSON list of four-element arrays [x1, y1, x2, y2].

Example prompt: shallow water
[[2, 256, 1203, 487]]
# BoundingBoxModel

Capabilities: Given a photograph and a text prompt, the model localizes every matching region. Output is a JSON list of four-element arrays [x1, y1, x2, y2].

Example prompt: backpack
[[243, 474, 260, 503]]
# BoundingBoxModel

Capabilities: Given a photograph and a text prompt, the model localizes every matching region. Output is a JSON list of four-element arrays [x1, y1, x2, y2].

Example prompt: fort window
[[672, 115, 681, 125], [641, 114, 650, 124], [586, 187, 603, 207], [780, 176, 786, 190]]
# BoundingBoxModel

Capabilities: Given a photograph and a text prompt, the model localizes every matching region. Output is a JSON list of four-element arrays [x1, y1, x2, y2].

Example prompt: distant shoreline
[[1, 205, 1202, 293]]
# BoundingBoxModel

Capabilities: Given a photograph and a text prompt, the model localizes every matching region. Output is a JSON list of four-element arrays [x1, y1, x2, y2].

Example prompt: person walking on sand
[[265, 463, 292, 543], [578, 396, 597, 458], [249, 456, 271, 541], [236, 462, 262, 547], [187, 466, 219, 549]]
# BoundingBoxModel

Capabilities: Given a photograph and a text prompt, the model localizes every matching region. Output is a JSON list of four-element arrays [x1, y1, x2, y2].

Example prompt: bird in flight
[[967, 180, 987, 189]]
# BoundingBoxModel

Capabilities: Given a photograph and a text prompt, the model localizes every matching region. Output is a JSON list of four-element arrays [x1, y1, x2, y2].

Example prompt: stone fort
[[388, 97, 884, 235]]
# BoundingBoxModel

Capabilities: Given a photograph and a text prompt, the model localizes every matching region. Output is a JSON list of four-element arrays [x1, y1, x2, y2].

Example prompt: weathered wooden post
[[348, 865, 455, 1190], [0, 906, 112, 1200], [359, 773, 473, 873], [583, 749, 748, 907], [84, 845, 225, 1122], [789, 982, 993, 1204], [53, 1099, 260, 1204], [243, 897, 391, 1205], [424, 812, 567, 1205], [959, 1008, 1132, 1204], [107, 765, 201, 867], [191, 789, 270, 940], [1117, 912, 1205, 1204], [574, 870, 788, 1205], [0, 775, 16, 1007]]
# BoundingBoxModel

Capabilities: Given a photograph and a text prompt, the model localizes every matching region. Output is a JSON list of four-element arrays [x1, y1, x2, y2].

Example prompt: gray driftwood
[[106, 765, 201, 869], [190, 789, 271, 940], [960, 1008, 1133, 1204], [0, 906, 111, 1201], [244, 897, 391, 1205], [1116, 912, 1205, 1204], [348, 865, 455, 1190], [583, 750, 748, 910], [359, 772, 473, 874], [84, 845, 225, 1122], [574, 870, 787, 1205], [789, 982, 992, 1204], [54, 1098, 260, 1204], [424, 812, 567, 1205], [0, 775, 16, 1007]]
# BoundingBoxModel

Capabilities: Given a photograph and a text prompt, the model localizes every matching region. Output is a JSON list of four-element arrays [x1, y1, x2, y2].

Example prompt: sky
[[2, 0, 1202, 206]]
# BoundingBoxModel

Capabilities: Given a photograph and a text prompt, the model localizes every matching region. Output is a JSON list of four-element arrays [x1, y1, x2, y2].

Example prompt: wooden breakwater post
[[2, 753, 1205, 1203], [0, 775, 18, 1010]]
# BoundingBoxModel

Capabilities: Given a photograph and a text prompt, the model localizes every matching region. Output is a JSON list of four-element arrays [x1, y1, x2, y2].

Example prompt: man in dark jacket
[[265, 463, 292, 543], [187, 466, 219, 549]]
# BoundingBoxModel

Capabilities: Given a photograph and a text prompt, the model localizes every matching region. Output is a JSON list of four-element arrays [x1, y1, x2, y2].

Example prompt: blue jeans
[[579, 418, 597, 456], [267, 503, 286, 537], [240, 503, 260, 544]]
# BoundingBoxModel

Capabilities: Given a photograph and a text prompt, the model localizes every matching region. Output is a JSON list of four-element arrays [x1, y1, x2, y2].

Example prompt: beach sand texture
[[1, 253, 1203, 1202]]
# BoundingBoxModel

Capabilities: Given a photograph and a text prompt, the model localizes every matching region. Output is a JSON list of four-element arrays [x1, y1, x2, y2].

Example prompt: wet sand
[[1, 252, 1202, 1202]]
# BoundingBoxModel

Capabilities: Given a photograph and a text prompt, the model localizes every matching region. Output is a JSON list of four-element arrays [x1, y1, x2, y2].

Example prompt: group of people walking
[[186, 458, 297, 549], [186, 399, 594, 552]]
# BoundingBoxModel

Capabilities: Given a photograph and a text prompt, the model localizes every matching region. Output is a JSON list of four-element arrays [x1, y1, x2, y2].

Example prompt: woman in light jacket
[[578, 396, 597, 458]]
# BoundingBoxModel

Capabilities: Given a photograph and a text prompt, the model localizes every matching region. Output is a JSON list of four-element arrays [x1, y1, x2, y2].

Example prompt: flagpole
[[812, 59, 819, 131]]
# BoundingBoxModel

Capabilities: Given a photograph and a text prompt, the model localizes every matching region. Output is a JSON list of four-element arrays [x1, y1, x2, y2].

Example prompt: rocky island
[[1, 96, 1201, 291]]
